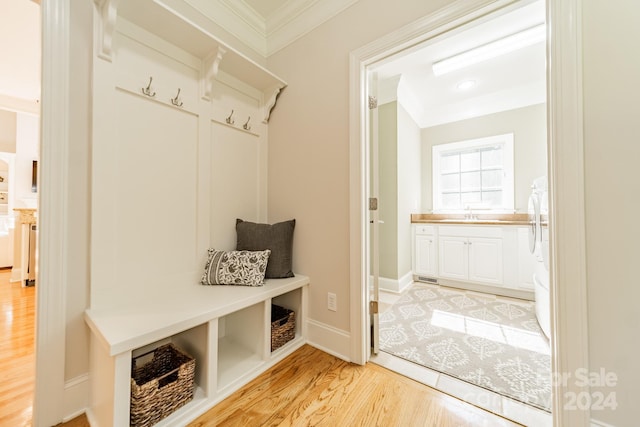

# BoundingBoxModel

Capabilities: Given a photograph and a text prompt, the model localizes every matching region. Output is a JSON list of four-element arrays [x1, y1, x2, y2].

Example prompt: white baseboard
[[10, 267, 21, 283], [437, 278, 535, 301], [376, 271, 413, 293], [305, 319, 351, 362], [62, 374, 89, 423], [591, 418, 617, 427]]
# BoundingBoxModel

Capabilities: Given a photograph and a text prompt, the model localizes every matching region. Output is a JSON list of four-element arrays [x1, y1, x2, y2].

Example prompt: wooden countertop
[[411, 213, 530, 226]]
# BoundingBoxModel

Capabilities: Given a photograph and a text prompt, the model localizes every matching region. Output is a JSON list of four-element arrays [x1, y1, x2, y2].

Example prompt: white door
[[438, 236, 468, 280], [468, 237, 503, 284], [368, 71, 380, 354], [415, 234, 436, 276]]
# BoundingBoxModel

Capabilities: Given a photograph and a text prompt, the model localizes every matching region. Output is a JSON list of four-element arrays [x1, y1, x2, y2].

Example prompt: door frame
[[348, 0, 590, 426], [34, 0, 70, 425]]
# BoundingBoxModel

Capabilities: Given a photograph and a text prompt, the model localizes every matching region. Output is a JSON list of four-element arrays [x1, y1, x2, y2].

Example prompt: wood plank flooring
[[32, 284, 522, 427], [62, 344, 522, 427], [0, 269, 35, 427], [187, 345, 522, 427]]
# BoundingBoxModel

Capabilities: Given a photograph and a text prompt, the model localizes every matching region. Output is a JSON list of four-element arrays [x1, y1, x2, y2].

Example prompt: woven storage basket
[[271, 304, 296, 351], [130, 343, 195, 427]]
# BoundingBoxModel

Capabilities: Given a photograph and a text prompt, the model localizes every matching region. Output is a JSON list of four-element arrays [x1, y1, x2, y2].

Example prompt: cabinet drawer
[[438, 225, 502, 238], [415, 225, 435, 235]]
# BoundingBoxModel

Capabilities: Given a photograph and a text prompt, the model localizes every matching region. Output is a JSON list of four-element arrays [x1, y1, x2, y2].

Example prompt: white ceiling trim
[[186, 0, 360, 57], [183, 0, 268, 55], [266, 0, 359, 56], [221, 0, 266, 35]]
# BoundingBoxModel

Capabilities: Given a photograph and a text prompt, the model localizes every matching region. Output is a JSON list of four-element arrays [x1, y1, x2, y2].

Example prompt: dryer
[[528, 176, 550, 339]]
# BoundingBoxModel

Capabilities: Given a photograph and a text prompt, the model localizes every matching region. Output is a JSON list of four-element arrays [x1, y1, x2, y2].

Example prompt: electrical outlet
[[327, 292, 337, 312]]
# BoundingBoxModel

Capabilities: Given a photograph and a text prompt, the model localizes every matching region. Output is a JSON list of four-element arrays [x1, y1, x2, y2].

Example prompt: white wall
[[378, 102, 398, 280], [377, 101, 421, 285], [583, 0, 640, 425], [64, 0, 92, 386], [396, 102, 421, 278], [0, 109, 17, 153], [421, 103, 547, 212], [14, 113, 38, 208], [267, 0, 451, 339]]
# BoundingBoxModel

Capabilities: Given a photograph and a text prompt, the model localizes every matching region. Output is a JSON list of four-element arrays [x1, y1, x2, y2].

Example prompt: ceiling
[[371, 0, 546, 128], [185, 0, 359, 56], [0, 0, 545, 127], [0, 0, 41, 105]]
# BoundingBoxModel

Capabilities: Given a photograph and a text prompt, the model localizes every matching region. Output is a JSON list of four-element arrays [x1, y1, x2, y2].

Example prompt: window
[[432, 133, 514, 212]]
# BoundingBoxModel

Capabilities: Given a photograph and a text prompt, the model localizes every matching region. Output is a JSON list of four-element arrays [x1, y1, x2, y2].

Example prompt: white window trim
[[432, 133, 514, 213]]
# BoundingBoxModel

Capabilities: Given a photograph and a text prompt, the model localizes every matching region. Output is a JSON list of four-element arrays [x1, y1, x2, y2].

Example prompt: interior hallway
[[0, 268, 35, 426]]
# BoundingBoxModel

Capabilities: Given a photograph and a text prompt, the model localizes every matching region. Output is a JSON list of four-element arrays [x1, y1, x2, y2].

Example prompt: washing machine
[[528, 176, 550, 339]]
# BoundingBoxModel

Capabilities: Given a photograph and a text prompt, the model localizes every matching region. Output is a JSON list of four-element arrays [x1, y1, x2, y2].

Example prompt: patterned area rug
[[379, 284, 551, 411]]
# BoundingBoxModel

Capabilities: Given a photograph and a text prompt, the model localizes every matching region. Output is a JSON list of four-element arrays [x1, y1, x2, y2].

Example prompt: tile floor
[[371, 282, 553, 427]]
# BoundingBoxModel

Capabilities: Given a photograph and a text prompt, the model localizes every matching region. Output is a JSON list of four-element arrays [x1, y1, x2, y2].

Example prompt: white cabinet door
[[415, 234, 436, 276], [468, 237, 503, 285], [438, 236, 468, 281]]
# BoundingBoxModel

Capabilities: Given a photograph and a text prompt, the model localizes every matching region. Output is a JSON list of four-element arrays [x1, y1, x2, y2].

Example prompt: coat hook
[[171, 88, 183, 107], [226, 110, 235, 125], [142, 76, 156, 97], [243, 116, 251, 131]]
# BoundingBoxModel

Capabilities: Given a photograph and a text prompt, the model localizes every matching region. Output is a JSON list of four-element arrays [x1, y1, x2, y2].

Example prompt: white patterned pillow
[[201, 249, 271, 287]]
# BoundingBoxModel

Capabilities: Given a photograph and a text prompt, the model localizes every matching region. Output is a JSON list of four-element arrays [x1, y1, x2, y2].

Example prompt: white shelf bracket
[[94, 0, 119, 62], [262, 85, 285, 124], [201, 46, 227, 101]]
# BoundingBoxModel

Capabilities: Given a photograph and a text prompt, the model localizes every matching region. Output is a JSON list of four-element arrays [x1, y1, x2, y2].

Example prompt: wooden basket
[[271, 304, 296, 351], [130, 343, 196, 427]]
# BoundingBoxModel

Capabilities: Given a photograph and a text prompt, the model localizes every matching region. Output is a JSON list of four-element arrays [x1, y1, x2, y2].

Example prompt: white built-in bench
[[84, 275, 309, 427]]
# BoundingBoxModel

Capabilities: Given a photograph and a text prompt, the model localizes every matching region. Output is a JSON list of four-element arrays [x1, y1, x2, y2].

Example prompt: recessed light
[[456, 80, 476, 91]]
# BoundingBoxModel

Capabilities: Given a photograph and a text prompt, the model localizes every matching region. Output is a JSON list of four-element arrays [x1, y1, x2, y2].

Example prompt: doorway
[[0, 0, 42, 425], [350, 0, 590, 426], [367, 1, 552, 423]]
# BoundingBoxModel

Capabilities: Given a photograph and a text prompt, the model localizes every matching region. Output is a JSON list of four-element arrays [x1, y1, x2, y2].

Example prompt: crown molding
[[185, 0, 360, 57], [266, 0, 359, 56], [184, 0, 267, 56], [220, 0, 265, 35]]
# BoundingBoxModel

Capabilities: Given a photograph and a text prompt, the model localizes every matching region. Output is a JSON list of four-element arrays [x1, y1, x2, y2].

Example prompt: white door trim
[[34, 0, 69, 425], [349, 0, 590, 425], [349, 0, 518, 367], [547, 0, 591, 424]]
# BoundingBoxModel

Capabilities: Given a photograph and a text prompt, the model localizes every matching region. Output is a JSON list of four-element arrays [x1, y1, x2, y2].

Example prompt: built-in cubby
[[217, 302, 265, 392], [130, 322, 210, 422], [86, 1, 301, 425], [271, 287, 304, 353], [85, 276, 309, 427]]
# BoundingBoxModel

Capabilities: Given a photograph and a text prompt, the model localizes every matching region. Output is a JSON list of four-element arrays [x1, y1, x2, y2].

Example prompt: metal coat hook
[[243, 116, 251, 131], [171, 88, 183, 107], [226, 110, 235, 125], [142, 76, 156, 97]]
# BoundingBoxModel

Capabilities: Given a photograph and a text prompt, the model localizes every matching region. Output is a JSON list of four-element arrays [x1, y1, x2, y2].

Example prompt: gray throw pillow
[[201, 249, 270, 286], [236, 218, 295, 278]]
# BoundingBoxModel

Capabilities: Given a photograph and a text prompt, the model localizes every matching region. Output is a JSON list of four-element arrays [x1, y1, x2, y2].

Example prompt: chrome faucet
[[464, 205, 477, 220]]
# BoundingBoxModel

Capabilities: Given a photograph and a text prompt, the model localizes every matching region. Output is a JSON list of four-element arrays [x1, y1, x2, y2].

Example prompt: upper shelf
[[96, 0, 286, 94]]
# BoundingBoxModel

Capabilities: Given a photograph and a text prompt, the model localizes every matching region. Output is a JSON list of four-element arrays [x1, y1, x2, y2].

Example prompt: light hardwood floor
[[19, 284, 521, 427], [62, 344, 521, 426], [0, 269, 35, 427], [187, 345, 522, 427]]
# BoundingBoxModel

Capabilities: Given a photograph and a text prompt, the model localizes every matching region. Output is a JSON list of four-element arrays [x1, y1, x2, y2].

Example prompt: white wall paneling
[[87, 2, 290, 424], [90, 2, 283, 307]]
